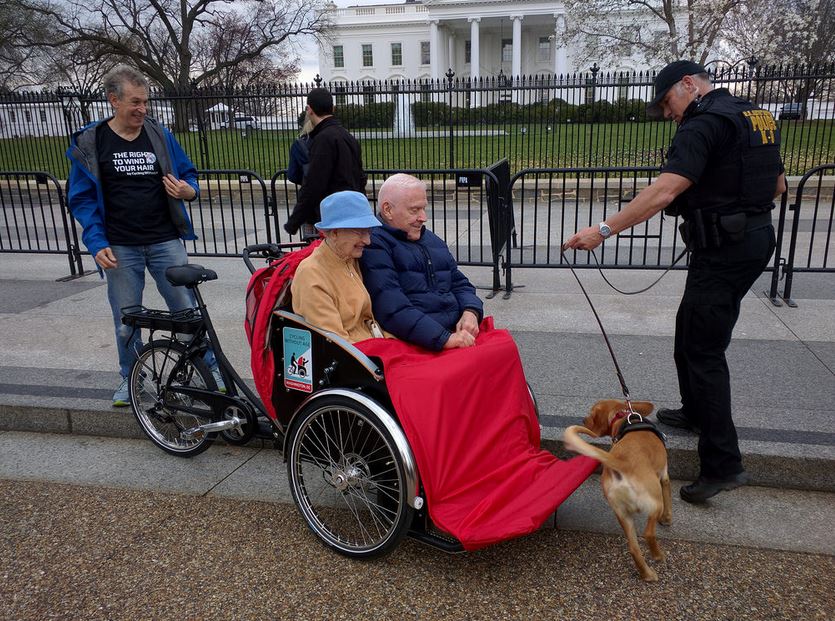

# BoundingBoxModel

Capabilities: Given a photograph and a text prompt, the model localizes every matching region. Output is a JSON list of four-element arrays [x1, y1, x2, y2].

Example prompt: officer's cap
[[647, 60, 707, 119]]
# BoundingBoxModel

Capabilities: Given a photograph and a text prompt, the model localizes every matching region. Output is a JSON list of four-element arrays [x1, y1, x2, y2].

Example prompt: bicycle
[[121, 243, 300, 457]]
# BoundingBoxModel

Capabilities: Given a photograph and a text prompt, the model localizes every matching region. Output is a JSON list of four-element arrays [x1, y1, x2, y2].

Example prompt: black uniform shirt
[[661, 102, 732, 185]]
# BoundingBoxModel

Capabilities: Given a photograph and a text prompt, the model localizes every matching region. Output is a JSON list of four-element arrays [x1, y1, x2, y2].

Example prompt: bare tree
[[560, 0, 743, 69], [192, 13, 300, 92], [0, 2, 53, 90], [18, 0, 330, 127]]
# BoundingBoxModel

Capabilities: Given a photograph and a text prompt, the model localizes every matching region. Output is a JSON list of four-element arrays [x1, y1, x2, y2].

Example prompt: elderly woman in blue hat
[[291, 190, 386, 343]]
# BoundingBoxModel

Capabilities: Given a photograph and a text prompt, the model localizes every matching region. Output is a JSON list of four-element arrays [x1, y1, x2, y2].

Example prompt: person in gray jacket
[[66, 64, 221, 406]]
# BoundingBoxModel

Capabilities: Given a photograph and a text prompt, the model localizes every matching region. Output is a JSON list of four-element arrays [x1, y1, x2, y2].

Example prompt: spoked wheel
[[286, 394, 413, 559], [129, 339, 217, 457]]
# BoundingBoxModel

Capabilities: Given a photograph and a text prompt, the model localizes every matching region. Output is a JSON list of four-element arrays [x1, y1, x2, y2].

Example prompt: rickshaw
[[122, 243, 596, 558]]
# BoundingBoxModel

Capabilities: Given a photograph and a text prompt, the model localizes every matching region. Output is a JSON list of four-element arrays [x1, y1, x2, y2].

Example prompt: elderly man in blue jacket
[[360, 173, 483, 351], [66, 64, 220, 406]]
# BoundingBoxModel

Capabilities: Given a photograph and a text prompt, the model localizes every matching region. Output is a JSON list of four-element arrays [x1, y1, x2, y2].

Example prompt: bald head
[[378, 174, 428, 241], [378, 174, 426, 207]]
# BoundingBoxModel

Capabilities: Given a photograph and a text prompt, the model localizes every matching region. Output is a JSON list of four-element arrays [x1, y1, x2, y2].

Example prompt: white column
[[555, 15, 567, 78], [430, 19, 440, 81], [448, 31, 455, 75], [469, 17, 481, 106], [469, 17, 480, 80], [511, 15, 523, 79]]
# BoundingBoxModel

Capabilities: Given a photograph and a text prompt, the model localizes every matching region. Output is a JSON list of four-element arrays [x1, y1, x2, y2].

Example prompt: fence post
[[446, 69, 455, 170], [588, 63, 599, 168]]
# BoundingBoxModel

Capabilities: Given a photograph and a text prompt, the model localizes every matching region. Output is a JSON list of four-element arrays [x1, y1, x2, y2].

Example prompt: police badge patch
[[742, 109, 780, 147]]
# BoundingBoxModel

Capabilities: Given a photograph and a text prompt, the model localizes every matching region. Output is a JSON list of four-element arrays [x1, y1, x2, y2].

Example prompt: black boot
[[655, 407, 700, 434], [680, 471, 751, 503]]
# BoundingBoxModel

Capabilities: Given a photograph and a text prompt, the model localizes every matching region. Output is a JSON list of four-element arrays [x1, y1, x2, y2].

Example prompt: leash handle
[[561, 248, 631, 400]]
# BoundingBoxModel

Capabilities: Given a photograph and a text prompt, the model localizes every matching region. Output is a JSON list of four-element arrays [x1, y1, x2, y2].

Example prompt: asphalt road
[[2, 479, 832, 621]]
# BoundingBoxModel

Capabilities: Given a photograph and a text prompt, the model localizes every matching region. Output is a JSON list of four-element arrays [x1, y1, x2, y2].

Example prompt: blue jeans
[[106, 240, 214, 378]]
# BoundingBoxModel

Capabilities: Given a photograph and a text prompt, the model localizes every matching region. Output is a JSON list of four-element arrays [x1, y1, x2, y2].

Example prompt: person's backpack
[[286, 135, 310, 185]]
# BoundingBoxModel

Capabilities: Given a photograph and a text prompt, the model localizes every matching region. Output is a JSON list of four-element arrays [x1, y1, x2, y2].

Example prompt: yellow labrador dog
[[563, 399, 672, 582]]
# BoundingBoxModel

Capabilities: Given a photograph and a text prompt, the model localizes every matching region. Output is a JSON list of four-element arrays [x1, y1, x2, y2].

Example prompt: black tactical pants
[[674, 225, 776, 479]]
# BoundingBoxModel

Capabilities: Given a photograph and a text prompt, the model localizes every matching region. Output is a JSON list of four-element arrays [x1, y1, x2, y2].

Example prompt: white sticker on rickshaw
[[283, 327, 312, 393]]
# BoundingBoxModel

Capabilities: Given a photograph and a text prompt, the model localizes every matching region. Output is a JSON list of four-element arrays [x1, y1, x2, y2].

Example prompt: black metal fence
[[2, 64, 833, 179], [2, 163, 832, 309]]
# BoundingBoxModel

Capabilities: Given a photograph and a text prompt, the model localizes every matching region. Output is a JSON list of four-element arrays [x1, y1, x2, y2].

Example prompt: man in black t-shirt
[[564, 61, 786, 504], [67, 64, 221, 406]]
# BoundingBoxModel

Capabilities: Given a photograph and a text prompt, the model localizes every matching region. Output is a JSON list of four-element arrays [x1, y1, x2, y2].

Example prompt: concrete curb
[[4, 402, 832, 494]]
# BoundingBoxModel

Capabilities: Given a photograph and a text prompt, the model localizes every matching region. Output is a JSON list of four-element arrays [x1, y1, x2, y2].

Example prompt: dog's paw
[[641, 568, 659, 582], [660, 514, 672, 526]]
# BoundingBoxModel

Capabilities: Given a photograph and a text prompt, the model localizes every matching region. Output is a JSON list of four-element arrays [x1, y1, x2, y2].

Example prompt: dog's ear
[[631, 400, 655, 416], [586, 400, 619, 434]]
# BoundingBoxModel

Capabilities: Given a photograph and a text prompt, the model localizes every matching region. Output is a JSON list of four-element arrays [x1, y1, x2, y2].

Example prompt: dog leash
[[588, 247, 688, 295], [560, 248, 634, 409]]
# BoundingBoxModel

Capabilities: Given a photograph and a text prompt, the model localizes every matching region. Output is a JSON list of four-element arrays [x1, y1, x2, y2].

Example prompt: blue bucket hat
[[315, 191, 381, 231]]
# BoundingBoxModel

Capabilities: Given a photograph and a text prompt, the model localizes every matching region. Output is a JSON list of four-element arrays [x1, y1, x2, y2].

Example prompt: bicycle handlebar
[[242, 242, 310, 274]]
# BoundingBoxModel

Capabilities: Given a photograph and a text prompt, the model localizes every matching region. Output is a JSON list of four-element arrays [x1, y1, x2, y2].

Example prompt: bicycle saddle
[[165, 264, 218, 287]]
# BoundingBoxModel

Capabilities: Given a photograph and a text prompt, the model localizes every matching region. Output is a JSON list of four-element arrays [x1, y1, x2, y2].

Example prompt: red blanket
[[356, 320, 598, 551]]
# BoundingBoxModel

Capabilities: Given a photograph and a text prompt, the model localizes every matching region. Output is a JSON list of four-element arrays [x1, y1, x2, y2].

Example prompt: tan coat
[[291, 241, 378, 343]]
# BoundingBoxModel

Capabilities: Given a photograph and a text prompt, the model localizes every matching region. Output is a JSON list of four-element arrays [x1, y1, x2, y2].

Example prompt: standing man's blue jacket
[[359, 223, 483, 351], [66, 117, 199, 260]]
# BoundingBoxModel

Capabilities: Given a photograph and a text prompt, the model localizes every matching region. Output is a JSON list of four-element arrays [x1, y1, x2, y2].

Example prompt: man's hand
[[162, 174, 196, 200], [563, 226, 604, 251], [456, 310, 480, 338], [443, 330, 476, 349], [95, 247, 118, 269]]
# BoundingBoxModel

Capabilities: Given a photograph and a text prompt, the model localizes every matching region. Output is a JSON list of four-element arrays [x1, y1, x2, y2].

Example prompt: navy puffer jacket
[[360, 223, 483, 351]]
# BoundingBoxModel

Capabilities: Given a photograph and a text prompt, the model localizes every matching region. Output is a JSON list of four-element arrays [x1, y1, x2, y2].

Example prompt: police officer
[[564, 60, 786, 504]]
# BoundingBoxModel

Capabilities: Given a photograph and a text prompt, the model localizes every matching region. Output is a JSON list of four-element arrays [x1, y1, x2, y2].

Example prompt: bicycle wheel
[[286, 394, 413, 559], [129, 339, 218, 457]]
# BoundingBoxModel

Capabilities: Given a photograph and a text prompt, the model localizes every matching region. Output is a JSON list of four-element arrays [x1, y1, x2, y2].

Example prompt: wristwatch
[[598, 221, 612, 239]]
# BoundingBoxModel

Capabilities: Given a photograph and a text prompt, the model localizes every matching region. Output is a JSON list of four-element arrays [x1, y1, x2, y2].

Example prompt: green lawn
[[2, 120, 833, 179]]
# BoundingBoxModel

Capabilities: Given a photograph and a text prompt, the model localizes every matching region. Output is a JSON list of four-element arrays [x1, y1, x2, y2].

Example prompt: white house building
[[317, 0, 634, 84]]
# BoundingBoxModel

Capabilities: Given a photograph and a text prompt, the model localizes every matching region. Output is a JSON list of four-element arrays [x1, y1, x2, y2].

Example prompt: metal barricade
[[186, 169, 273, 257], [0, 171, 86, 279], [507, 167, 687, 273], [768, 164, 835, 306]]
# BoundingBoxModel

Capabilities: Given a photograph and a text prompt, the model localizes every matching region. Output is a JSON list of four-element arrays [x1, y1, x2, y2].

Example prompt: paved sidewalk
[[1, 253, 834, 492]]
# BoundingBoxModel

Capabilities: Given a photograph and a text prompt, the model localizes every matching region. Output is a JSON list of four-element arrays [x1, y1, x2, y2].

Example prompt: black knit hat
[[647, 60, 707, 119]]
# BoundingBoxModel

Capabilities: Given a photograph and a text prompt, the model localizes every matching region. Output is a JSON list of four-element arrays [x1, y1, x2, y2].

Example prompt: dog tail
[[563, 425, 615, 467]]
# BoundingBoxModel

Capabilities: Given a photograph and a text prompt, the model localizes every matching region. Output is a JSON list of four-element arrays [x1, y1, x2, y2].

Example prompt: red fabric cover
[[356, 319, 598, 551], [247, 240, 321, 420]]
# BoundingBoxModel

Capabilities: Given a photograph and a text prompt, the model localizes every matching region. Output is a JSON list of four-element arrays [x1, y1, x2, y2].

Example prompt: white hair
[[377, 173, 426, 210]]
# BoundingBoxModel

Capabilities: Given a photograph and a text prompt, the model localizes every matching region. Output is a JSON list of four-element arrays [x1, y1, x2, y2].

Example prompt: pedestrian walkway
[[1, 253, 834, 494]]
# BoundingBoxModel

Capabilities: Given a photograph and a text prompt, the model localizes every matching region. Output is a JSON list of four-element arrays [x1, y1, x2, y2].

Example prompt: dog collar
[[610, 410, 667, 445]]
